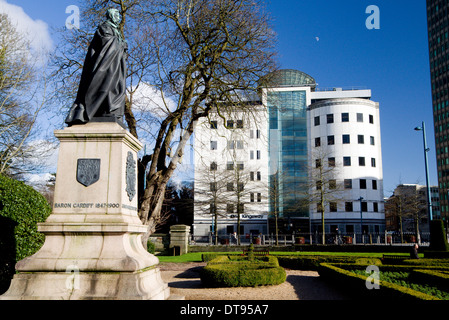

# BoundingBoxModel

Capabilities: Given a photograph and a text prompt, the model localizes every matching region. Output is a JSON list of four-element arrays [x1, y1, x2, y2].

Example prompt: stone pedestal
[[0, 122, 177, 300], [169, 225, 191, 256]]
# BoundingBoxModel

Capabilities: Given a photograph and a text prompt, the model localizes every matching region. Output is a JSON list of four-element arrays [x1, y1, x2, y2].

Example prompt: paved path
[[159, 263, 350, 300]]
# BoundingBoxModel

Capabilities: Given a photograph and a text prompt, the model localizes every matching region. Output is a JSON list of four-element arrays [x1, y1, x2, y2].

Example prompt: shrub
[[0, 175, 51, 260], [429, 219, 449, 252], [318, 263, 439, 300], [0, 175, 51, 294], [200, 256, 286, 287]]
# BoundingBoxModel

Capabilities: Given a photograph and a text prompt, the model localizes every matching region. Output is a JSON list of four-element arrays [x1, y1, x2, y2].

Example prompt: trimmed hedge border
[[318, 263, 441, 300], [200, 256, 286, 288]]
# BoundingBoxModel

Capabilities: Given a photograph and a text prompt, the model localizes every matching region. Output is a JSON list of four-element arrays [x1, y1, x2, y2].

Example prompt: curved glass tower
[[264, 70, 316, 232]]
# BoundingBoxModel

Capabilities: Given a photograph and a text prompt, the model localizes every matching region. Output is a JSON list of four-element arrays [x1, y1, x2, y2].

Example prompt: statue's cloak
[[65, 21, 127, 125]]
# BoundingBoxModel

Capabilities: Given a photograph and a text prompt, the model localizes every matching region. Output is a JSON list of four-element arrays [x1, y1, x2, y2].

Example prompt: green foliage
[[319, 263, 440, 300], [0, 174, 51, 261], [200, 256, 286, 288], [430, 219, 449, 252], [147, 241, 156, 254]]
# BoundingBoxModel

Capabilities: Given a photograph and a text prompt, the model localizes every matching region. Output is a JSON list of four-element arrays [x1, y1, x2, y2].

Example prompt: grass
[[351, 269, 449, 300], [155, 251, 419, 263]]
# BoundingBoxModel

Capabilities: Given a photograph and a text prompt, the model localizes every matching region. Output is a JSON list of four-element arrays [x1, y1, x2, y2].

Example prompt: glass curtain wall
[[268, 91, 308, 222]]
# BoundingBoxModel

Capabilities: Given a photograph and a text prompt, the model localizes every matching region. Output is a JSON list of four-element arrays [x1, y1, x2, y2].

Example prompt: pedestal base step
[[0, 267, 172, 300]]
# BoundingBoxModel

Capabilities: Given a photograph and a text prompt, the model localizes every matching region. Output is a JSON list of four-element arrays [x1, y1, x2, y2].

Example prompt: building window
[[210, 203, 216, 214], [329, 179, 337, 190], [342, 113, 349, 122], [358, 135, 365, 144], [250, 193, 255, 202], [211, 141, 217, 150], [227, 162, 234, 170], [316, 159, 322, 168], [344, 179, 353, 189], [250, 172, 255, 181], [357, 113, 364, 122], [237, 162, 244, 171], [210, 121, 218, 129], [227, 204, 234, 213], [257, 150, 261, 160], [370, 136, 375, 145], [328, 135, 335, 145], [373, 202, 379, 212], [237, 183, 244, 192], [327, 114, 334, 124], [328, 157, 336, 167], [257, 193, 262, 202], [210, 183, 217, 192], [343, 135, 350, 144], [250, 130, 254, 139], [345, 202, 353, 212], [371, 158, 376, 167], [369, 115, 374, 124], [227, 120, 234, 129], [227, 183, 234, 191], [361, 202, 368, 212], [250, 150, 254, 160], [372, 180, 378, 190], [315, 137, 321, 147], [237, 140, 244, 149], [314, 116, 320, 126], [359, 157, 366, 166], [330, 202, 338, 212], [257, 171, 261, 181], [237, 203, 244, 213], [256, 130, 261, 139], [236, 120, 244, 128], [360, 179, 367, 189], [343, 157, 351, 166], [210, 162, 218, 171]]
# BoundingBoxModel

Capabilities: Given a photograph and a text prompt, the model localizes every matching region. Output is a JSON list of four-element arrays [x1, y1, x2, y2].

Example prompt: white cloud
[[130, 82, 178, 117], [0, 0, 53, 56]]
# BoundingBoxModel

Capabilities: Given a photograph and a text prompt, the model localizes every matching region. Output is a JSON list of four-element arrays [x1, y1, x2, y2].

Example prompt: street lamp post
[[358, 196, 364, 242], [414, 122, 433, 225]]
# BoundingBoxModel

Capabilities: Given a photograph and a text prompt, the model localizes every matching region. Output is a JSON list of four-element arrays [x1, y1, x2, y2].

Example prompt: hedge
[[318, 263, 441, 300], [200, 256, 286, 288], [0, 175, 51, 294]]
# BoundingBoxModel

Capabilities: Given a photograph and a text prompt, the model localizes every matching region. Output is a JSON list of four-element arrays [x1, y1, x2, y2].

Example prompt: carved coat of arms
[[76, 159, 101, 187], [126, 152, 136, 201]]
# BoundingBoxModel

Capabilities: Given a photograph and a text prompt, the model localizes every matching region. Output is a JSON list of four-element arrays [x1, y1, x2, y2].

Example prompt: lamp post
[[414, 122, 433, 225], [358, 196, 364, 242]]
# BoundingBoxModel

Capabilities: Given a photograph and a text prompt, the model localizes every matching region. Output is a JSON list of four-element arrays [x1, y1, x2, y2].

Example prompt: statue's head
[[106, 8, 121, 25]]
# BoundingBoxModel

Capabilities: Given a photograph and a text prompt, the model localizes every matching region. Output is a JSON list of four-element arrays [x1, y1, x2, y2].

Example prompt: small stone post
[[170, 225, 191, 256]]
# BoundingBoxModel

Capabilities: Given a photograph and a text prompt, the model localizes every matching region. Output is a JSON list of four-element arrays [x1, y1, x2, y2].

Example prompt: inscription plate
[[76, 159, 101, 187]]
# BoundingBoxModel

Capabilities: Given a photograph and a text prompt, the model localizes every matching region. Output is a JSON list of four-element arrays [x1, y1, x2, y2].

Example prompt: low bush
[[200, 256, 286, 288], [0, 175, 51, 294], [318, 263, 439, 300], [276, 255, 368, 270]]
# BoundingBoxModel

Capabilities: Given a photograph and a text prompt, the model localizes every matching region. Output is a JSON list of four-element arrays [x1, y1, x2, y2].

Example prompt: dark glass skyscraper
[[427, 0, 449, 217]]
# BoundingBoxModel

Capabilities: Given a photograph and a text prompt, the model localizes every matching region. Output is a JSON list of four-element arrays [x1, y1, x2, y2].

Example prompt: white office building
[[192, 69, 385, 239], [308, 95, 385, 234], [193, 106, 270, 240]]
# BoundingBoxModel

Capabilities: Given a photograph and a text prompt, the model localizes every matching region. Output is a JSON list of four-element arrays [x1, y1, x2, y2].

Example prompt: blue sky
[[1, 0, 437, 195]]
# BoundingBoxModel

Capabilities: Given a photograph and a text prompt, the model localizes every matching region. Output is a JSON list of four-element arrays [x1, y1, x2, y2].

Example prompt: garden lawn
[[155, 251, 419, 263]]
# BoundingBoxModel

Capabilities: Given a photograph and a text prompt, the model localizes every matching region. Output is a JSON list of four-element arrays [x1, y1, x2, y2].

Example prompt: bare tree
[[386, 184, 427, 243], [0, 13, 51, 178], [194, 156, 233, 245], [301, 147, 344, 244], [51, 0, 277, 245]]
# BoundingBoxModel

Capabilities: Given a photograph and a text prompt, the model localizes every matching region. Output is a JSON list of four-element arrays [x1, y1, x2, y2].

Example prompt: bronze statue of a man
[[65, 8, 127, 126]]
